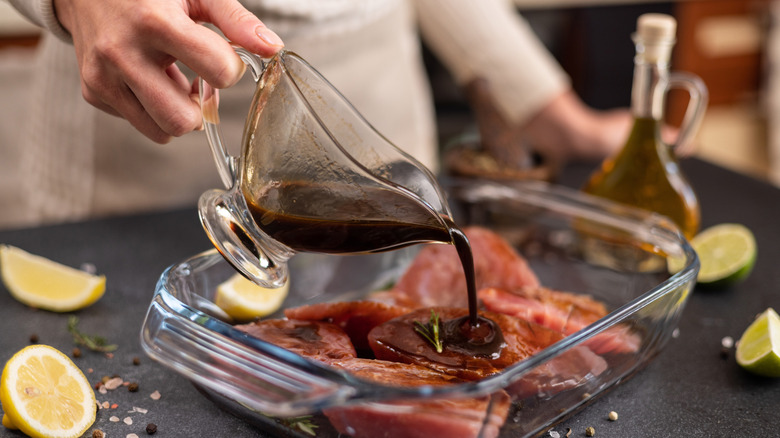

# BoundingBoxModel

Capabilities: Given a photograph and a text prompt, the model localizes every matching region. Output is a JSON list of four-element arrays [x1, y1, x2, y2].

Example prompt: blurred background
[[0, 0, 773, 184]]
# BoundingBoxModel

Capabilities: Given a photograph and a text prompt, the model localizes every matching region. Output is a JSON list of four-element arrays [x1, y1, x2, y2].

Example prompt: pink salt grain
[[104, 377, 123, 390]]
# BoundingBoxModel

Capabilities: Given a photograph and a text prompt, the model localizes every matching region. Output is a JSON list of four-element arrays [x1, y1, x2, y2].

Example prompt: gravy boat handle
[[199, 46, 268, 188]]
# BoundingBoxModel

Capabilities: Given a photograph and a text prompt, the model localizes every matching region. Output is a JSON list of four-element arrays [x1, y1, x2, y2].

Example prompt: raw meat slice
[[235, 319, 356, 363], [381, 226, 539, 308], [479, 287, 641, 354], [284, 300, 410, 351], [324, 358, 511, 438]]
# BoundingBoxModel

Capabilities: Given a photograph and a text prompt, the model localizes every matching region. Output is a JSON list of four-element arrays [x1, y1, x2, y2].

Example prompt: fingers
[[131, 0, 285, 140], [166, 0, 283, 90], [125, 62, 203, 140], [165, 63, 192, 92], [161, 21, 247, 90], [197, 0, 284, 57], [83, 59, 200, 143], [62, 0, 284, 143], [83, 79, 174, 144]]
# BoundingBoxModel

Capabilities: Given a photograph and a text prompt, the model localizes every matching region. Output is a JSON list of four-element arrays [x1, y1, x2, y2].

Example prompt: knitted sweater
[[4, 0, 568, 226]]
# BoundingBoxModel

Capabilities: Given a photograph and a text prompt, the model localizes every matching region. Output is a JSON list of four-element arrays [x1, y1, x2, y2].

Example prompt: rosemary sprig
[[242, 403, 319, 436], [414, 309, 443, 353], [67, 316, 118, 353], [280, 415, 318, 436]]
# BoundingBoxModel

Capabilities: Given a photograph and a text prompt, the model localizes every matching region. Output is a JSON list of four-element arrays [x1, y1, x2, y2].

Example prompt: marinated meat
[[235, 319, 356, 363], [368, 307, 606, 397], [506, 342, 609, 399], [479, 286, 605, 332], [332, 357, 463, 386], [232, 226, 634, 437], [479, 287, 641, 354], [324, 358, 511, 438], [379, 226, 539, 308], [370, 308, 521, 379], [284, 300, 410, 351]]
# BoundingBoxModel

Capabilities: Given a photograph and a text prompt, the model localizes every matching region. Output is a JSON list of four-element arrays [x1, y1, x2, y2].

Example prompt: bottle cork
[[635, 13, 677, 64]]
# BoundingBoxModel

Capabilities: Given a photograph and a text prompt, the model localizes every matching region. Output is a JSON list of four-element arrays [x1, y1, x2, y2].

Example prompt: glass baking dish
[[141, 180, 698, 438]]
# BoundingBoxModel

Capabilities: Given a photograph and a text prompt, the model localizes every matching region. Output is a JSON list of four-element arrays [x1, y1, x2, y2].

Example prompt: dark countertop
[[1, 158, 778, 437]]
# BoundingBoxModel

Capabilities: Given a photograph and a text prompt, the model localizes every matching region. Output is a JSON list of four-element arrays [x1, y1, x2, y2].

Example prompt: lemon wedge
[[0, 245, 106, 312], [2, 413, 17, 429], [0, 344, 97, 437], [215, 273, 289, 322]]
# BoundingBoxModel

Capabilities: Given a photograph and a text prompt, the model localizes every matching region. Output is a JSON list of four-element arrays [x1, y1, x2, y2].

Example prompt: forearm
[[413, 0, 569, 126]]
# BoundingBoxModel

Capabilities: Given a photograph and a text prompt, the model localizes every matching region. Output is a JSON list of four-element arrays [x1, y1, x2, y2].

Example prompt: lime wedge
[[736, 308, 780, 377], [690, 223, 756, 288]]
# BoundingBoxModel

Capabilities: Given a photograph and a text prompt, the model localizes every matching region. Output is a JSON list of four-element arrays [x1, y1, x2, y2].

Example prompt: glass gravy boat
[[198, 48, 452, 288]]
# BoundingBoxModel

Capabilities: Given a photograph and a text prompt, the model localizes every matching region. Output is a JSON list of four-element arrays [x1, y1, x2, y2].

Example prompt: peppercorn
[[128, 382, 139, 392], [585, 426, 596, 437], [146, 423, 158, 435], [29, 334, 39, 344], [72, 347, 82, 358], [608, 411, 618, 421], [133, 356, 141, 366], [92, 429, 105, 438]]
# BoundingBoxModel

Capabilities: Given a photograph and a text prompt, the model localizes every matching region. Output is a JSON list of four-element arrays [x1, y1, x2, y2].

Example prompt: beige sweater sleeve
[[6, 0, 71, 41], [413, 0, 570, 126]]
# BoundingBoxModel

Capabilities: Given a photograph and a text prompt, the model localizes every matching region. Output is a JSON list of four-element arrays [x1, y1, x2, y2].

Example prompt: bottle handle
[[199, 46, 267, 189], [666, 72, 709, 155]]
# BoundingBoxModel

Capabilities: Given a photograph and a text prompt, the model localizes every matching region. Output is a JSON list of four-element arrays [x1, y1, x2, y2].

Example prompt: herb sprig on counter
[[414, 309, 443, 353], [67, 316, 118, 353], [281, 415, 318, 436]]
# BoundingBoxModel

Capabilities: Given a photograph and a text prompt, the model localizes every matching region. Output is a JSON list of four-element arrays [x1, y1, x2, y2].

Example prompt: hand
[[521, 89, 632, 164], [53, 0, 284, 143], [523, 89, 682, 164]]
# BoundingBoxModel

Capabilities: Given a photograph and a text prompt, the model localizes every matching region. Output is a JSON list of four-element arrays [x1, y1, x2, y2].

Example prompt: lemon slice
[[691, 223, 756, 288], [0, 245, 106, 312], [736, 308, 780, 377], [215, 273, 289, 322], [0, 344, 97, 437], [2, 413, 17, 429]]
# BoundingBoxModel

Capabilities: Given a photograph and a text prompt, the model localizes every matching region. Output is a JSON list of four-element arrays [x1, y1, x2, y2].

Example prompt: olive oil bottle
[[583, 14, 708, 240]]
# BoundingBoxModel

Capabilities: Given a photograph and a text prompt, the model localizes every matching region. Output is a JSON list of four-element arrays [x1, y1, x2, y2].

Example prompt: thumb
[[202, 0, 284, 57]]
